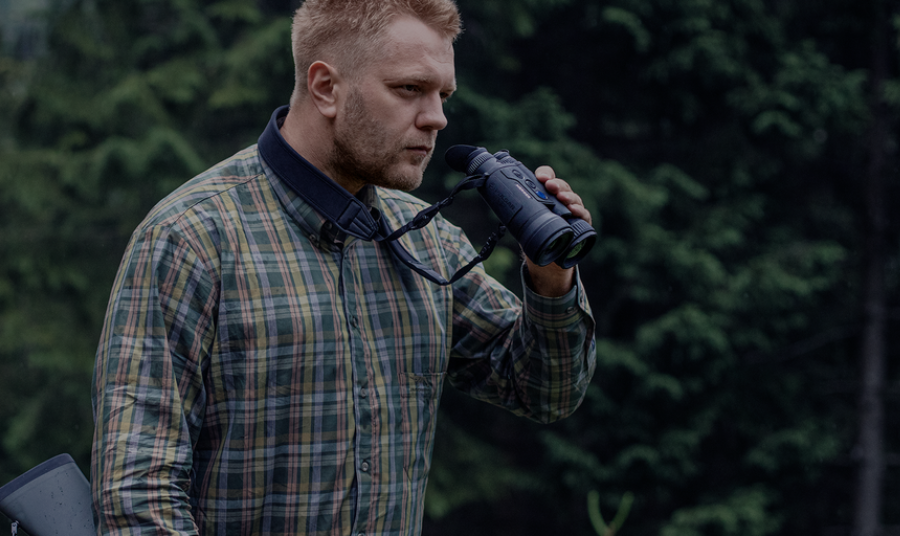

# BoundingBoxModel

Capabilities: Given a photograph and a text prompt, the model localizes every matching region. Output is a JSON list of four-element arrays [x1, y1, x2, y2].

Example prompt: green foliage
[[588, 490, 634, 536], [0, 0, 293, 483], [426, 0, 898, 535], [661, 487, 780, 536], [424, 419, 540, 520]]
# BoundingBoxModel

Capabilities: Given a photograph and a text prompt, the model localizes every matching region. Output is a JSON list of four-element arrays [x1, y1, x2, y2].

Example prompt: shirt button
[[360, 388, 368, 398], [360, 461, 370, 472], [351, 316, 359, 328]]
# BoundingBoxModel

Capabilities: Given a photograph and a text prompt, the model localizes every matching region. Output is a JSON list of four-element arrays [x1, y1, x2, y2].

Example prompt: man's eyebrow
[[388, 73, 455, 88]]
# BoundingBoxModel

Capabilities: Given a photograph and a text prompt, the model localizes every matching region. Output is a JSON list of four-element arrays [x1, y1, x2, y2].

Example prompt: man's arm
[[91, 225, 216, 535], [446, 168, 596, 422], [447, 263, 596, 423]]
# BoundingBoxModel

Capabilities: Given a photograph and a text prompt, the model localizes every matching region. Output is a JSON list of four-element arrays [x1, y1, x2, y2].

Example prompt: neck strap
[[258, 106, 503, 285]]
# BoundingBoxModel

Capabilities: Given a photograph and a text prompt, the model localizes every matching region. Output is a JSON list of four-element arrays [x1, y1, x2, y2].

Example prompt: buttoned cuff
[[521, 265, 592, 328]]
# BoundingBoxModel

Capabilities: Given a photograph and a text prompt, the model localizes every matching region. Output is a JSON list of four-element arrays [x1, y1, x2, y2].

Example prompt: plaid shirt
[[91, 116, 596, 536]]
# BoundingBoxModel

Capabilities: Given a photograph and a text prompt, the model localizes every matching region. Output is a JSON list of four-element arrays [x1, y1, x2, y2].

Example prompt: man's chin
[[378, 175, 423, 192], [376, 164, 426, 192]]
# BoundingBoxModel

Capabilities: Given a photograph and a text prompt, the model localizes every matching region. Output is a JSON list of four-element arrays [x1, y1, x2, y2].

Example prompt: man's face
[[328, 16, 456, 192]]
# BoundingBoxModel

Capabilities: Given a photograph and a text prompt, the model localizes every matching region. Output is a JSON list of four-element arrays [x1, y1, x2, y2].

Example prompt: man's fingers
[[533, 166, 593, 226], [534, 165, 556, 182]]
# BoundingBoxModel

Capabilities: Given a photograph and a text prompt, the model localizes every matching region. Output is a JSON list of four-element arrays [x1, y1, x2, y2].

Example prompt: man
[[91, 0, 596, 534]]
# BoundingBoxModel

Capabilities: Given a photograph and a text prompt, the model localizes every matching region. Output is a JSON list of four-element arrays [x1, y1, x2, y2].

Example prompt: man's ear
[[307, 61, 340, 119]]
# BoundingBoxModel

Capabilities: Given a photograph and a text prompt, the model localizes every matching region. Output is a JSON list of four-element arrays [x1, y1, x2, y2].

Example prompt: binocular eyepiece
[[446, 145, 596, 268]]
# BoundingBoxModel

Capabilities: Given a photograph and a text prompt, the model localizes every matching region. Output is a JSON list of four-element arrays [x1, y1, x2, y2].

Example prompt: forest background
[[1, 0, 898, 534]]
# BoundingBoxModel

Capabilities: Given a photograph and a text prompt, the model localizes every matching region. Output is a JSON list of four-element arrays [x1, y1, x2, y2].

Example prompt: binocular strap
[[378, 175, 507, 286]]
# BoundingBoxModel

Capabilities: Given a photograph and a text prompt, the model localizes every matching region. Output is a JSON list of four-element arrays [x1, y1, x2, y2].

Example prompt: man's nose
[[416, 93, 448, 131]]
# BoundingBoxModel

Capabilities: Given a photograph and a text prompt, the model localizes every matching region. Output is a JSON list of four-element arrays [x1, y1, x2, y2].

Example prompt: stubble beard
[[328, 90, 431, 193]]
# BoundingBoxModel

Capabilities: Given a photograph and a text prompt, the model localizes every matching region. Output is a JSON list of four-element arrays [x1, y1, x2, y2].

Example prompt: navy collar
[[258, 105, 381, 240], [257, 106, 502, 286]]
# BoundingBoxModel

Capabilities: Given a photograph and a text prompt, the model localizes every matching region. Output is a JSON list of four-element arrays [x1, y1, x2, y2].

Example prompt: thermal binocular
[[445, 145, 597, 268]]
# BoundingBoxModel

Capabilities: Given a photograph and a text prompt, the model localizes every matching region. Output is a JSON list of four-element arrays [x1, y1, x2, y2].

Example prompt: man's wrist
[[523, 257, 575, 298]]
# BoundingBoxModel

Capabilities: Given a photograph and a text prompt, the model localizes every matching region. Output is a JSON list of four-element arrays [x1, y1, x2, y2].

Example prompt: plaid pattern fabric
[[91, 143, 596, 536]]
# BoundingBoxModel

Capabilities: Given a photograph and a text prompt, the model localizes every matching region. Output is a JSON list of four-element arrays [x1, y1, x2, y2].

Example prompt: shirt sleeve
[[445, 231, 597, 424], [91, 222, 216, 535]]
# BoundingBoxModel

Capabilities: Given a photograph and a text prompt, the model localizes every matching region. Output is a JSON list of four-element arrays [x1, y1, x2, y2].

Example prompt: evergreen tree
[[0, 0, 294, 481], [426, 0, 899, 534]]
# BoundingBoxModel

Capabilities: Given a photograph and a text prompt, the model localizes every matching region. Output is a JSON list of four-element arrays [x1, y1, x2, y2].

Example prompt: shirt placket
[[338, 236, 375, 536]]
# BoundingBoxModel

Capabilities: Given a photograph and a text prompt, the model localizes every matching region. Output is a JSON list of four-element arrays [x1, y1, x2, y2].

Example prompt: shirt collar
[[258, 106, 383, 247]]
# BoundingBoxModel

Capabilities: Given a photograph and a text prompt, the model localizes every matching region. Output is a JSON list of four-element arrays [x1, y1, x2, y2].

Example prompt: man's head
[[284, 0, 462, 193], [289, 0, 462, 106]]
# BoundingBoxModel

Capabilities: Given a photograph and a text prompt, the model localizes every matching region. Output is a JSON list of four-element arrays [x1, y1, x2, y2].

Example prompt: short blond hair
[[289, 0, 462, 106]]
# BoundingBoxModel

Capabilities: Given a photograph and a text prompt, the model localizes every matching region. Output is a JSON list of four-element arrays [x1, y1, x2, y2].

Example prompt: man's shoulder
[[140, 145, 264, 230]]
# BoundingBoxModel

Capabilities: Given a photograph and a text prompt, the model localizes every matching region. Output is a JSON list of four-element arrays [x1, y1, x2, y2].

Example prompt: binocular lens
[[567, 241, 586, 260], [532, 229, 573, 266], [540, 234, 570, 265], [516, 209, 574, 266], [555, 219, 597, 268]]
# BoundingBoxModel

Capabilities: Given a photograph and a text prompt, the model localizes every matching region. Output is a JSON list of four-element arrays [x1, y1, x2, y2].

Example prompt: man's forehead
[[370, 22, 456, 85], [377, 16, 455, 58]]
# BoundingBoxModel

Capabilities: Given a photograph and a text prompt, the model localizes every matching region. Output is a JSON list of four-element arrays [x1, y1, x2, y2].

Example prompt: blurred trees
[[0, 0, 294, 479], [426, 0, 899, 534], [1, 0, 898, 535]]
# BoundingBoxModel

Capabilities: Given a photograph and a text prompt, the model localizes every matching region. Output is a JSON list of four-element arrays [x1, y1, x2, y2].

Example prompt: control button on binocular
[[525, 179, 549, 200]]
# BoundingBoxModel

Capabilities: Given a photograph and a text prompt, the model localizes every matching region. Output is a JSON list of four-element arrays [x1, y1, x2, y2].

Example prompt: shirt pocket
[[399, 371, 446, 482]]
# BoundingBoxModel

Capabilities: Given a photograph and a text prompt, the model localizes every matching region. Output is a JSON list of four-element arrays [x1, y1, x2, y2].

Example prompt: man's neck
[[279, 105, 365, 195]]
